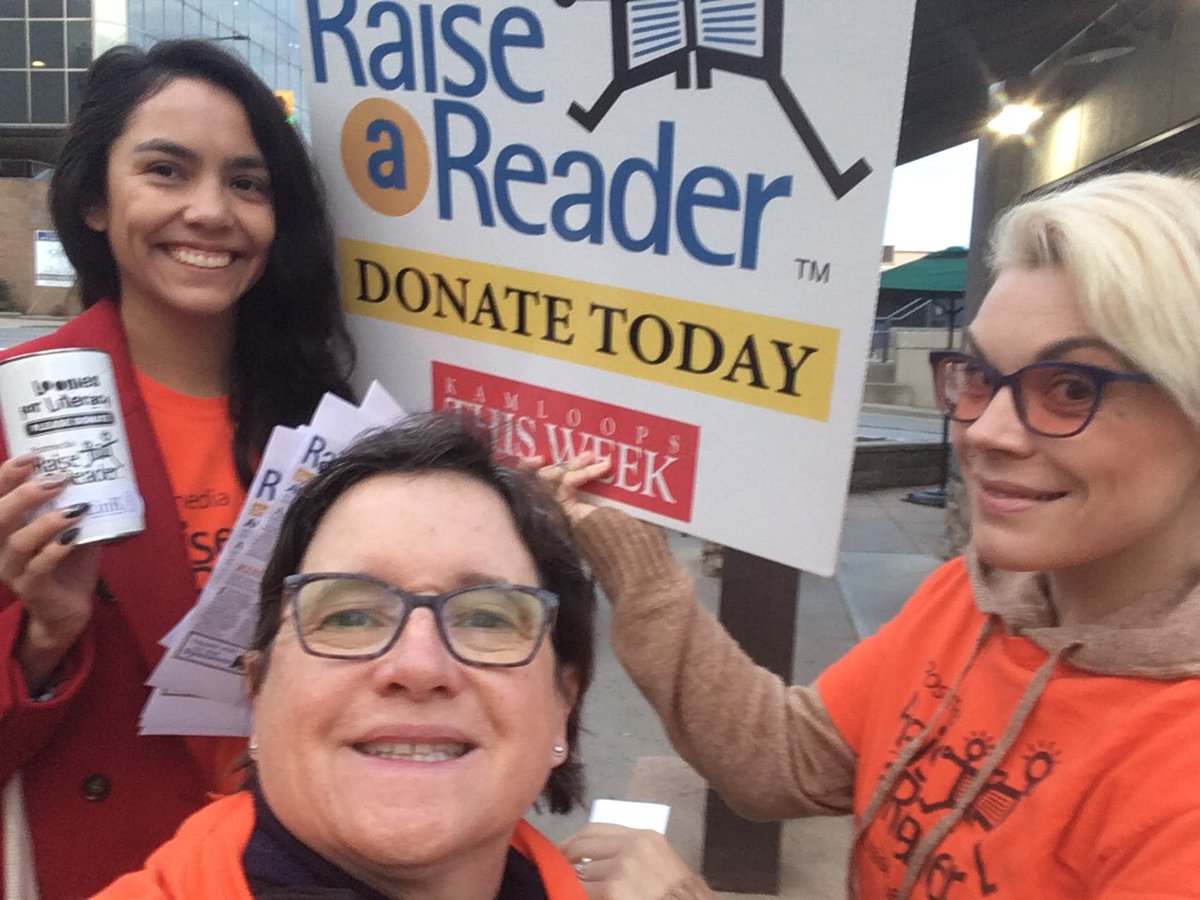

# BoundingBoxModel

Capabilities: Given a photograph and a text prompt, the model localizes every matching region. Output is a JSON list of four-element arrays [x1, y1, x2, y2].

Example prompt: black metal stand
[[700, 548, 799, 893], [905, 297, 960, 510]]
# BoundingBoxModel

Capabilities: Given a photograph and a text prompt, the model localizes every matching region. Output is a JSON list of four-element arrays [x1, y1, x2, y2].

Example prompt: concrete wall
[[889, 327, 962, 409], [0, 179, 76, 316], [1027, 5, 1200, 190]]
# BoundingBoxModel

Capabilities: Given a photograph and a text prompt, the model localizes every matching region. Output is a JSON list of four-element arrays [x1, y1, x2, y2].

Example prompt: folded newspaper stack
[[139, 382, 405, 736]]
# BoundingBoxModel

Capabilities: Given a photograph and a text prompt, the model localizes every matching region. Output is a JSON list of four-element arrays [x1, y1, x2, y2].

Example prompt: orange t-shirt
[[818, 559, 1200, 897], [135, 371, 245, 594]]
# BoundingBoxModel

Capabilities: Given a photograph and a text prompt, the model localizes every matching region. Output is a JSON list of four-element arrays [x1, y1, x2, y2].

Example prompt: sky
[[882, 140, 979, 252]]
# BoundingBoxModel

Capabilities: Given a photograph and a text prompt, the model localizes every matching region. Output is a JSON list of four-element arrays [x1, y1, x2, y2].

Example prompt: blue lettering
[[609, 121, 673, 255], [677, 166, 738, 267], [490, 7, 543, 104], [441, 4, 487, 98], [434, 99, 494, 226], [550, 151, 605, 244], [302, 435, 331, 469], [305, 0, 365, 85], [366, 1, 415, 91], [495, 144, 547, 235], [366, 118, 407, 189], [255, 468, 282, 501], [740, 173, 792, 270], [419, 3, 437, 92]]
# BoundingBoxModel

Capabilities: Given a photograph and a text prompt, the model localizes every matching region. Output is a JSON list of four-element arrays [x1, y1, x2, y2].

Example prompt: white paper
[[588, 798, 671, 834], [139, 384, 405, 734]]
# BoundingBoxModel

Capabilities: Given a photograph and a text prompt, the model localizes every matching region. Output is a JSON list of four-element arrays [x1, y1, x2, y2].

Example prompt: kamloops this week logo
[[311, 0, 869, 274]]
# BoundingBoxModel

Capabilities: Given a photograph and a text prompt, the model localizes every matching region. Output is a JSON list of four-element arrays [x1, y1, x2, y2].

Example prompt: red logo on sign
[[433, 363, 699, 522]]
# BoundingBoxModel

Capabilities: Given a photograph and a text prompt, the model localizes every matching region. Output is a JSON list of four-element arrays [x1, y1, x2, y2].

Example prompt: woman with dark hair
[[99, 413, 596, 899], [0, 40, 353, 897]]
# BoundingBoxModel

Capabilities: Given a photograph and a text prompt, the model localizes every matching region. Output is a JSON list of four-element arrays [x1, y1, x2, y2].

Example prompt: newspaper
[[139, 383, 404, 736]]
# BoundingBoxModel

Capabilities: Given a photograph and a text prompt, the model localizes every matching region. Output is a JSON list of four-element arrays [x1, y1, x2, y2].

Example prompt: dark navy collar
[[244, 785, 546, 899]]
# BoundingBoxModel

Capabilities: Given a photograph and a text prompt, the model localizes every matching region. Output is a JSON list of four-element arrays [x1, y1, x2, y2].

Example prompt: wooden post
[[700, 547, 800, 894]]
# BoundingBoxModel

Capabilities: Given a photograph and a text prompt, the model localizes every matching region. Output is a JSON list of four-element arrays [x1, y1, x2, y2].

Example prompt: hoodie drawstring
[[847, 617, 996, 899], [895, 639, 1081, 900]]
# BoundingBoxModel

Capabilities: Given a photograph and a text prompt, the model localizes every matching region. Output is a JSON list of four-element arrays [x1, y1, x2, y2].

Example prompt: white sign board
[[300, 0, 915, 575], [34, 230, 74, 287]]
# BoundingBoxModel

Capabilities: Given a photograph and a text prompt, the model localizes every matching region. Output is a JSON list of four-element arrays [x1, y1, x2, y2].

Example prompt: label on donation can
[[0, 348, 145, 544]]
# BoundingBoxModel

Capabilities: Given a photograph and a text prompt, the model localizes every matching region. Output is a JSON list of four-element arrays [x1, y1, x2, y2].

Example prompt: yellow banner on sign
[[340, 239, 840, 420]]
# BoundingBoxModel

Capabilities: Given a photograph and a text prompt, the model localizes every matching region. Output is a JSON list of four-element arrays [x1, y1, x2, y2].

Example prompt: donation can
[[0, 348, 145, 543]]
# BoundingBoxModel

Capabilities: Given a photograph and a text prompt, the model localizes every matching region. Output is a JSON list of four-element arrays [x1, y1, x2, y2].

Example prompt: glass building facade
[[0, 0, 306, 130]]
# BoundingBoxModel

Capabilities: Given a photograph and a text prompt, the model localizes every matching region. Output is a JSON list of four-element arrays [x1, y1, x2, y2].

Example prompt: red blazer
[[0, 302, 236, 899]]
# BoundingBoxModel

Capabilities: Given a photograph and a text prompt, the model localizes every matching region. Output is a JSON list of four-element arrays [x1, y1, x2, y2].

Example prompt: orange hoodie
[[95, 792, 586, 899]]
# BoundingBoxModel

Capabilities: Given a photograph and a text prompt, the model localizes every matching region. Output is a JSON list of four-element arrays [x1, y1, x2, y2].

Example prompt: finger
[[0, 471, 71, 544], [0, 455, 39, 495], [24, 521, 86, 579], [573, 854, 619, 884], [561, 824, 642, 861], [514, 454, 545, 472], [0, 502, 88, 583], [564, 460, 611, 487]]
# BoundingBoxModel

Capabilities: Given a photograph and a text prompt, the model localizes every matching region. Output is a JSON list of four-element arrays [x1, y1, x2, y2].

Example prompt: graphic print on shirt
[[177, 487, 234, 589], [864, 660, 1061, 898]]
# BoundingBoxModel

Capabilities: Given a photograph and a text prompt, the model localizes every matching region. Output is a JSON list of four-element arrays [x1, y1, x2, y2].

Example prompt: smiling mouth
[[982, 484, 1067, 502], [167, 246, 234, 269], [353, 741, 472, 762]]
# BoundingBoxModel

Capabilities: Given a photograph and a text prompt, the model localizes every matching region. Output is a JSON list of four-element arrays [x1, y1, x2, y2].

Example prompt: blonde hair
[[991, 171, 1200, 424]]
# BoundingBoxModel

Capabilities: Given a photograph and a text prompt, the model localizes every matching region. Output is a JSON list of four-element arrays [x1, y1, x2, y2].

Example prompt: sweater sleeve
[[574, 507, 856, 821], [0, 593, 95, 780]]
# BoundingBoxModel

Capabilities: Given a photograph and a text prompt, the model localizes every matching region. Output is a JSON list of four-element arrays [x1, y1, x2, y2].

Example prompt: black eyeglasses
[[929, 350, 1154, 438], [283, 573, 559, 667]]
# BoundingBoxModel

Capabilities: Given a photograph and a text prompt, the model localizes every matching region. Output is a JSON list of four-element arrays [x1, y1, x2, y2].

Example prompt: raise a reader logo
[[556, 0, 870, 199]]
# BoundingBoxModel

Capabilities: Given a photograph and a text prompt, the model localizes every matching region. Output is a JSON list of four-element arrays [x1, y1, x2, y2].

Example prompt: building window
[[0, 70, 29, 123], [30, 68, 65, 123], [29, 0, 65, 18], [29, 20, 65, 68]]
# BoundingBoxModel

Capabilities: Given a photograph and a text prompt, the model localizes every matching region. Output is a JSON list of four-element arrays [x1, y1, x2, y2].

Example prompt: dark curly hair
[[247, 411, 596, 814], [49, 40, 354, 485]]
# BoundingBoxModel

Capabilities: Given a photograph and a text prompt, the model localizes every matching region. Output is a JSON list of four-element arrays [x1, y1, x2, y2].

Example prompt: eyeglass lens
[[936, 356, 1100, 436], [293, 577, 548, 665]]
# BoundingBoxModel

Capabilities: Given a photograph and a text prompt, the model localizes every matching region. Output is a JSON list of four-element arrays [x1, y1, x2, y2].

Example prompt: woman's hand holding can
[[0, 455, 102, 694]]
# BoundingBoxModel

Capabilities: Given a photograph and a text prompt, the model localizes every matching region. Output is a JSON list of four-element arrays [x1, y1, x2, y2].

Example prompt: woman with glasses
[[98, 413, 596, 899], [547, 171, 1200, 898]]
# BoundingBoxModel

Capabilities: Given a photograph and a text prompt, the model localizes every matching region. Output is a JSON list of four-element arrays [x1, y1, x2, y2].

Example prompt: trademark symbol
[[794, 257, 831, 284]]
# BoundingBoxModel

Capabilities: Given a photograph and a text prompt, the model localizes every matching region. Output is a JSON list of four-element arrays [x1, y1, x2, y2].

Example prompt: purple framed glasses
[[929, 350, 1154, 438]]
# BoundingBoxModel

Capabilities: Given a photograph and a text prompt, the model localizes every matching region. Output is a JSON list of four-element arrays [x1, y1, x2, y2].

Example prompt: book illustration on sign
[[555, 0, 872, 199]]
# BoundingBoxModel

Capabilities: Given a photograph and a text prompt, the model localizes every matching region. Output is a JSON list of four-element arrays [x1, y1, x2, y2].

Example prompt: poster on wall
[[34, 230, 74, 287], [299, 0, 916, 574]]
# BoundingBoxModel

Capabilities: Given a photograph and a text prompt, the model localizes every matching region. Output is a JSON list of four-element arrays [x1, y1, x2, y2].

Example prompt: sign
[[273, 89, 297, 123], [34, 230, 74, 287], [300, 0, 916, 574]]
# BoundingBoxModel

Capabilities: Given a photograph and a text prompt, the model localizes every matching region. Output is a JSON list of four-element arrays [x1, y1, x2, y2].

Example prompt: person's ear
[[83, 201, 109, 233], [556, 663, 580, 714]]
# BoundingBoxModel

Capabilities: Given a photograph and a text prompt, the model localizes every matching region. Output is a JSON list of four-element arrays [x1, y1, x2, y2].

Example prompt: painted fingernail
[[59, 526, 81, 545], [39, 473, 71, 490], [63, 502, 89, 519]]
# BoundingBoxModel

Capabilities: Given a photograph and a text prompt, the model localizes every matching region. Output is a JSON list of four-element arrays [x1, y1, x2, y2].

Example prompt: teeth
[[357, 742, 469, 762], [169, 247, 232, 268]]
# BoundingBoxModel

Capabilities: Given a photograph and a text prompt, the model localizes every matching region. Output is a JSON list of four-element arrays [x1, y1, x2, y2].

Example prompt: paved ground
[[529, 484, 948, 898]]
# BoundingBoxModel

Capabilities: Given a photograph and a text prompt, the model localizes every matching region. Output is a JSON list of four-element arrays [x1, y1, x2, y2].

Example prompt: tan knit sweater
[[574, 507, 857, 822]]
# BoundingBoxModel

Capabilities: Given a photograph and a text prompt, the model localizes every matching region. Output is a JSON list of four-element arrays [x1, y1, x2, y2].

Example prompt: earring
[[248, 738, 259, 755], [552, 744, 566, 757]]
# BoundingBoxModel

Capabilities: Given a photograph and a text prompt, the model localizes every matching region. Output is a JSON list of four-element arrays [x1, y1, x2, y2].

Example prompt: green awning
[[879, 246, 968, 294]]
